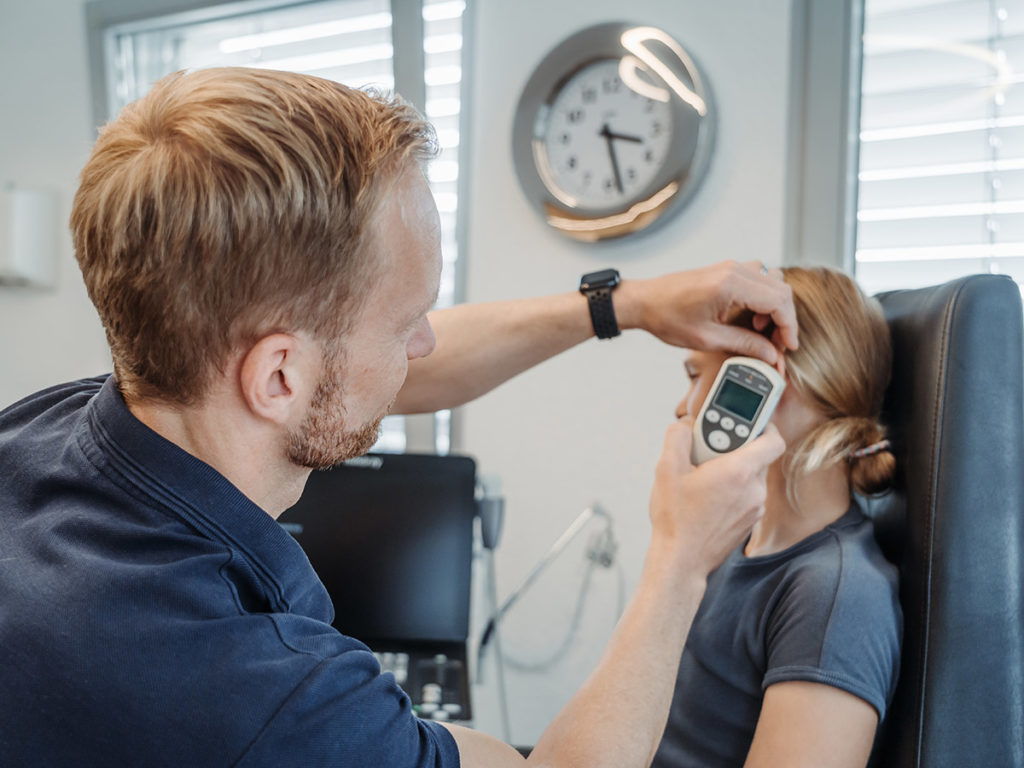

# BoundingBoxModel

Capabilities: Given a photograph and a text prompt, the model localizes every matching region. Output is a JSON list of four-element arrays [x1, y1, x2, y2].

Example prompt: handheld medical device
[[692, 356, 785, 465]]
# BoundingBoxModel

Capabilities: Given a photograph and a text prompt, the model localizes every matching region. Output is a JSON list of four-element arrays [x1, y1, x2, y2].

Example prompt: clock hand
[[605, 129, 643, 144], [599, 123, 625, 194]]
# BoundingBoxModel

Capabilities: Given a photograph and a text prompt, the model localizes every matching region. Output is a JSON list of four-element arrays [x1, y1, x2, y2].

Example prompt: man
[[0, 68, 795, 766]]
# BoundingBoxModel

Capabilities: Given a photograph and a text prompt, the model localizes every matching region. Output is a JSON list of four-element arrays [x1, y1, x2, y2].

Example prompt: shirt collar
[[84, 375, 333, 620]]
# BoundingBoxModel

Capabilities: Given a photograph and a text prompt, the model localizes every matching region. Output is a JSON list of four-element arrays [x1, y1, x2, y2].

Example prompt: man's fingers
[[729, 269, 799, 352], [662, 416, 696, 473], [704, 325, 779, 365]]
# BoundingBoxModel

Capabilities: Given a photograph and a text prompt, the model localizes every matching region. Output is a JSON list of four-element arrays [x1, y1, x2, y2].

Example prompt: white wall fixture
[[0, 185, 59, 288]]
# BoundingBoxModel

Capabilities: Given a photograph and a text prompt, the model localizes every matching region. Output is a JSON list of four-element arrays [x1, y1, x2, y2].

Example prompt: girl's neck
[[744, 460, 851, 558]]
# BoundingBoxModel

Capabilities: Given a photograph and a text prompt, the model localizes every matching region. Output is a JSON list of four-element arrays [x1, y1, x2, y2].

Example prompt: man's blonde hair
[[71, 67, 437, 405]]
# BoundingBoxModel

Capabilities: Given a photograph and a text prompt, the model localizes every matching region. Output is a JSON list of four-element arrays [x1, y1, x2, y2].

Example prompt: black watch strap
[[579, 269, 621, 340]]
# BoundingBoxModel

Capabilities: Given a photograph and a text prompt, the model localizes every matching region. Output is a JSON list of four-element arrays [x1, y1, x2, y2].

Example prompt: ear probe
[[692, 356, 785, 465]]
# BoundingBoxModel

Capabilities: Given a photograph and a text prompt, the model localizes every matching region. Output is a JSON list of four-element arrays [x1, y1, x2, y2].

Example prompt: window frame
[[784, 0, 865, 271]]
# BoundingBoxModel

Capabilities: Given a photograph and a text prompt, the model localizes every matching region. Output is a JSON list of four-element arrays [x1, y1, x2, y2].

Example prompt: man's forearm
[[393, 261, 801, 415], [526, 542, 706, 768], [393, 280, 648, 414]]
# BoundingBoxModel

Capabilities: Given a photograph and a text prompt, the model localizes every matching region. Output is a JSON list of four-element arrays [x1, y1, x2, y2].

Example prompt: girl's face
[[678, 350, 823, 458]]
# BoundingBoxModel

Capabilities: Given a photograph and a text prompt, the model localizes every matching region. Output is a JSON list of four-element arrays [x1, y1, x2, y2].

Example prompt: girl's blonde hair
[[774, 267, 895, 498]]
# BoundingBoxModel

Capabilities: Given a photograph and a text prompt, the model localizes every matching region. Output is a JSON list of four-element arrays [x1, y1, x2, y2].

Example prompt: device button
[[735, 424, 750, 438], [443, 703, 463, 717], [705, 409, 720, 424], [708, 430, 731, 452], [418, 702, 439, 715], [422, 683, 442, 704], [720, 416, 735, 431], [430, 709, 451, 721]]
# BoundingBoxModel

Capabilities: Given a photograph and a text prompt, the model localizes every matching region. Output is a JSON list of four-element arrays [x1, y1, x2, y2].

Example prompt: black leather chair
[[867, 275, 1024, 767]]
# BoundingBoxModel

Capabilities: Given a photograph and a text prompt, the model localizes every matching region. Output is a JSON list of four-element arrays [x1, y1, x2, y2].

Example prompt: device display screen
[[714, 380, 764, 421]]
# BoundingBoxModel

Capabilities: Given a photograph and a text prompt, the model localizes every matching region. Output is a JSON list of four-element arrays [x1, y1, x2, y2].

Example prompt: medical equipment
[[692, 356, 785, 465], [279, 453, 478, 723]]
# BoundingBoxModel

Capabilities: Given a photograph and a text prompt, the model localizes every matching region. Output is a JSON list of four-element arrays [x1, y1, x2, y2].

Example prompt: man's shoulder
[[0, 375, 109, 429]]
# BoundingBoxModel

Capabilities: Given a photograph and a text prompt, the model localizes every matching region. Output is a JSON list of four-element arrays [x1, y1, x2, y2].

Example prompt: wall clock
[[512, 23, 715, 242]]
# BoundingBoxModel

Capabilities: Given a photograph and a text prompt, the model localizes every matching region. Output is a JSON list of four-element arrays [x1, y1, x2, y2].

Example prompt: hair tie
[[851, 439, 891, 460]]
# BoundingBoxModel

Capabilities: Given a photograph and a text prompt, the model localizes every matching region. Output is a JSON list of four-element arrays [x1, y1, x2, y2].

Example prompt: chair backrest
[[868, 275, 1024, 767]]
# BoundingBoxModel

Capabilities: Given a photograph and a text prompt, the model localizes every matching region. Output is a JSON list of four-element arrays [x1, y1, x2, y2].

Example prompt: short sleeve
[[761, 535, 902, 719], [234, 652, 460, 768]]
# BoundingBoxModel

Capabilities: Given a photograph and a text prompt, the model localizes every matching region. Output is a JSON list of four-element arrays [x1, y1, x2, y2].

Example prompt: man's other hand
[[649, 416, 785, 575], [616, 261, 799, 364]]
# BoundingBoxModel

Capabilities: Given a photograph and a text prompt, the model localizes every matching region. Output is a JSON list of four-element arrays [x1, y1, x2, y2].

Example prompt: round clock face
[[512, 23, 715, 241], [540, 59, 674, 211]]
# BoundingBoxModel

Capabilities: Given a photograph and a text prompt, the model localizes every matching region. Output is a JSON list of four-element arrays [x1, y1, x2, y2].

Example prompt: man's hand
[[617, 261, 798, 364], [649, 416, 785, 575], [444, 417, 785, 768]]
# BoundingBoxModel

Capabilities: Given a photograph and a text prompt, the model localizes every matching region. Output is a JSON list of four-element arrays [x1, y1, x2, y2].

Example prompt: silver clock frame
[[512, 22, 716, 242]]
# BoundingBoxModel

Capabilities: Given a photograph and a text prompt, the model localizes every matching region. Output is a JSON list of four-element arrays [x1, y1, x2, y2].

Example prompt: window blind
[[856, 0, 1024, 297]]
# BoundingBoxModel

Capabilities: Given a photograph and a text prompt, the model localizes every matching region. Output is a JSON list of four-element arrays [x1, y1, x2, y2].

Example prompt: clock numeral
[[651, 121, 664, 137], [626, 167, 637, 182], [582, 171, 592, 186], [603, 177, 615, 192], [644, 99, 656, 113], [567, 156, 578, 170], [568, 109, 585, 125], [644, 149, 655, 164], [602, 77, 621, 94], [581, 87, 597, 104], [559, 132, 571, 145]]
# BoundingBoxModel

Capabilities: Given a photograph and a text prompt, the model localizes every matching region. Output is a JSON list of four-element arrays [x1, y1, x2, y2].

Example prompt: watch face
[[540, 59, 674, 210], [580, 268, 621, 290]]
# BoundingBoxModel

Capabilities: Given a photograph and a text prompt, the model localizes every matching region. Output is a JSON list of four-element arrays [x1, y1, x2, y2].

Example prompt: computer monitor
[[279, 452, 478, 644]]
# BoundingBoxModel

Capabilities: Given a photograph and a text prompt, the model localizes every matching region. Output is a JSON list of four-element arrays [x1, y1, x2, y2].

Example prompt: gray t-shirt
[[652, 503, 901, 768]]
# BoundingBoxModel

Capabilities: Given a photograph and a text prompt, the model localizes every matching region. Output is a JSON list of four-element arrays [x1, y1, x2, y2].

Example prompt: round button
[[735, 424, 750, 438], [418, 702, 439, 714], [705, 409, 720, 424], [708, 430, 731, 452], [720, 416, 735, 431], [442, 703, 463, 717], [430, 709, 450, 721]]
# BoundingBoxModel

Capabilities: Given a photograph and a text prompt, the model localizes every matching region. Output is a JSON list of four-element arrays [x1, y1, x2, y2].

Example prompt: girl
[[653, 267, 901, 768]]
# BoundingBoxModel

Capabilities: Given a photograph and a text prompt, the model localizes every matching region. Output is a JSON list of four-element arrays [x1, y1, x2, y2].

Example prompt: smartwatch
[[579, 268, 621, 340]]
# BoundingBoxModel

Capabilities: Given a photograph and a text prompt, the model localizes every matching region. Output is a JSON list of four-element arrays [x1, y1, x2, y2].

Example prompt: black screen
[[714, 380, 764, 421], [279, 453, 477, 644]]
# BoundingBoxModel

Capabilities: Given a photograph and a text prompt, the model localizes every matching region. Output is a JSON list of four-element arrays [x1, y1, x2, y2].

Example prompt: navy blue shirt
[[653, 503, 902, 768], [0, 376, 460, 767]]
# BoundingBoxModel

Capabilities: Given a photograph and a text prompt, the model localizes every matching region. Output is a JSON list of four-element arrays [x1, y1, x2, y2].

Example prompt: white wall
[[0, 0, 799, 750], [0, 0, 111, 405], [460, 0, 796, 746]]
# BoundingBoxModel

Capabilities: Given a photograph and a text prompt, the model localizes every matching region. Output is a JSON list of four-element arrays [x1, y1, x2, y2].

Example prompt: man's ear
[[238, 333, 316, 425]]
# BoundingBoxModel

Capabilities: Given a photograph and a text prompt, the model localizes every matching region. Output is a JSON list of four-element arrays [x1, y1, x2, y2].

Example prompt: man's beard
[[286, 357, 393, 470]]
